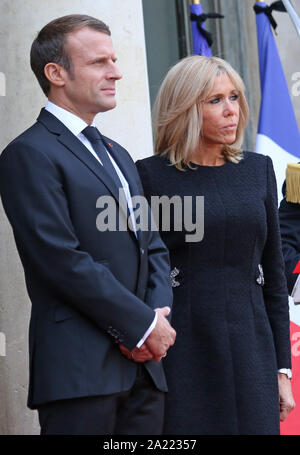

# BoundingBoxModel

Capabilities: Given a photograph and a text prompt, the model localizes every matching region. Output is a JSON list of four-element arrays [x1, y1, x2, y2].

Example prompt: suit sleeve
[[136, 159, 173, 320], [279, 183, 300, 294], [136, 221, 173, 346], [145, 215, 173, 312], [0, 142, 155, 350], [261, 156, 291, 368]]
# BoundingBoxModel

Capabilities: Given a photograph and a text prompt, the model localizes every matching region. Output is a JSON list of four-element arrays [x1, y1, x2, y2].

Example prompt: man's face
[[61, 27, 122, 119]]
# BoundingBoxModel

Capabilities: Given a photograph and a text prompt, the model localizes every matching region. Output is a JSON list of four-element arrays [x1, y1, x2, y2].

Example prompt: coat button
[[140, 248, 144, 255]]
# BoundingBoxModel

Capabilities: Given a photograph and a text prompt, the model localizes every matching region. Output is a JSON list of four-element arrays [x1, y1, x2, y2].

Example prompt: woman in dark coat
[[135, 56, 294, 435]]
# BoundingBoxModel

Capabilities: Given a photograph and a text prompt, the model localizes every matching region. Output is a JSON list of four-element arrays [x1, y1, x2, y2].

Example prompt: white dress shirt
[[45, 101, 156, 348]]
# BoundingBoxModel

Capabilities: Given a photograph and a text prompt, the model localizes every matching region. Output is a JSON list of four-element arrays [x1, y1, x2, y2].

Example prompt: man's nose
[[107, 62, 122, 80]]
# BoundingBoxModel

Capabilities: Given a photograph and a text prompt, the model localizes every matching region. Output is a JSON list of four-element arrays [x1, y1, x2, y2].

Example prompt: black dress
[[136, 152, 291, 435]]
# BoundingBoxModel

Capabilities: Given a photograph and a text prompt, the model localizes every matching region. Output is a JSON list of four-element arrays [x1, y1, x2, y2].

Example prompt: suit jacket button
[[140, 248, 144, 255]]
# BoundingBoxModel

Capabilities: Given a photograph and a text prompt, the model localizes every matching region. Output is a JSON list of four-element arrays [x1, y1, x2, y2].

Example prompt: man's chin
[[96, 100, 117, 113]]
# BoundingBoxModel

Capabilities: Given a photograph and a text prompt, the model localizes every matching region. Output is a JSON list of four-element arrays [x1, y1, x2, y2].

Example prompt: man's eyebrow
[[86, 55, 117, 64]]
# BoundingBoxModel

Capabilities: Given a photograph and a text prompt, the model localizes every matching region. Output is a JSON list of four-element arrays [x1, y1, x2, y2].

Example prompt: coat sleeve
[[261, 156, 291, 369], [279, 183, 300, 294], [0, 142, 155, 351]]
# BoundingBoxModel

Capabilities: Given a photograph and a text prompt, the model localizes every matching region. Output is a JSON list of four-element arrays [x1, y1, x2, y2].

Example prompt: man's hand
[[144, 306, 176, 362], [119, 306, 176, 363], [278, 373, 295, 421], [119, 344, 154, 362]]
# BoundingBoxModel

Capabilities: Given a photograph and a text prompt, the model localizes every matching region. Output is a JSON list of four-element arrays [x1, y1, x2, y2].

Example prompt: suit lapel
[[37, 109, 130, 228], [101, 135, 141, 198], [101, 136, 143, 245], [57, 134, 122, 201]]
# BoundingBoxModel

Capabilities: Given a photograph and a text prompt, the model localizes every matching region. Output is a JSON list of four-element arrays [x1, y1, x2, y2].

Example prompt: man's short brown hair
[[30, 14, 111, 96]]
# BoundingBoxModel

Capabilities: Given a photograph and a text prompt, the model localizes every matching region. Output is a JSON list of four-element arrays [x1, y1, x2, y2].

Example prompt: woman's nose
[[223, 99, 237, 116]]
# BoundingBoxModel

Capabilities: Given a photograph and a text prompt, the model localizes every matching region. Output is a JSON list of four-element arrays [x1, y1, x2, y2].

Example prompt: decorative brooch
[[256, 264, 265, 286], [170, 267, 180, 288]]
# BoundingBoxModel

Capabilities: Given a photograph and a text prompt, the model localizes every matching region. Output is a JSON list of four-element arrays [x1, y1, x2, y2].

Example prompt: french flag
[[255, 1, 300, 197], [190, 2, 213, 57], [255, 1, 300, 435]]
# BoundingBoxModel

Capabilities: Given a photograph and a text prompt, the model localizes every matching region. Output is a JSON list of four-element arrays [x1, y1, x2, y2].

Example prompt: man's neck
[[47, 97, 95, 125]]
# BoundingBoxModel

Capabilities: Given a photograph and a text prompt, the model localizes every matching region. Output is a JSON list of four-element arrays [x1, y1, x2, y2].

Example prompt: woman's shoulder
[[135, 155, 176, 195], [135, 154, 170, 170], [240, 151, 271, 170], [242, 151, 269, 163], [135, 155, 173, 181]]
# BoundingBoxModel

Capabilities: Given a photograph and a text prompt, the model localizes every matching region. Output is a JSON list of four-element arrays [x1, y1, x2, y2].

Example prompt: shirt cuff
[[278, 368, 292, 379], [136, 312, 157, 348]]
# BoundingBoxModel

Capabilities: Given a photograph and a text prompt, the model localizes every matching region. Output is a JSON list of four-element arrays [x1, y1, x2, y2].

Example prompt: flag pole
[[190, 0, 201, 4], [281, 0, 300, 39]]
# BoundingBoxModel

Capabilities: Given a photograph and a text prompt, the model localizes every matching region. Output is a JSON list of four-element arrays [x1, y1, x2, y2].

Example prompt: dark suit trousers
[[38, 365, 165, 435]]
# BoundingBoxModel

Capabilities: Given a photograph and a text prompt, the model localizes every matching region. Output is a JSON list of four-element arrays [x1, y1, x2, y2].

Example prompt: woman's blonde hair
[[153, 56, 249, 170]]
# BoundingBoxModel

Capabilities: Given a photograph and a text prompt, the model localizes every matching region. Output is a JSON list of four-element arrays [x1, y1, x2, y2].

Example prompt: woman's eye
[[208, 94, 239, 104]]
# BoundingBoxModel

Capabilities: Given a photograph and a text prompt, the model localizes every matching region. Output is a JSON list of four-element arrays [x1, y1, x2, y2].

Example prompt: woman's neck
[[189, 145, 225, 166]]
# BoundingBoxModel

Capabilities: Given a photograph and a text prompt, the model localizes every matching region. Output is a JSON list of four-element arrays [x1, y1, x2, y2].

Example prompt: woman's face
[[201, 73, 240, 149]]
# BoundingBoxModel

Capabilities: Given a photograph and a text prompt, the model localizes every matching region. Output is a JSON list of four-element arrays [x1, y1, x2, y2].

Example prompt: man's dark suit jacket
[[279, 182, 300, 295], [0, 108, 173, 409]]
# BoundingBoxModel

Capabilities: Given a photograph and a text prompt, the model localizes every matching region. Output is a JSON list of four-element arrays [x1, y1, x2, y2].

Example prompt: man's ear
[[44, 63, 67, 88]]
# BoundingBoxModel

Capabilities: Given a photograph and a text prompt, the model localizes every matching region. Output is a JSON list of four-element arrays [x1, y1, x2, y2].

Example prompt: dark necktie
[[81, 126, 122, 190], [81, 125, 136, 235]]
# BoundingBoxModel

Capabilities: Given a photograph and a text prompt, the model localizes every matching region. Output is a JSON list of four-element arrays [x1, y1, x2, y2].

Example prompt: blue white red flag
[[255, 1, 300, 435], [255, 1, 300, 198], [190, 3, 213, 57]]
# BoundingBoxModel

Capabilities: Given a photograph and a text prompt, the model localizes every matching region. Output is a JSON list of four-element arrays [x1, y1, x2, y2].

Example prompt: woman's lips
[[222, 124, 237, 130]]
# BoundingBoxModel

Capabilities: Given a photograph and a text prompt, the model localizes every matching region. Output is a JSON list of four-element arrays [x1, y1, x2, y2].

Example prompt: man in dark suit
[[0, 14, 176, 435], [279, 187, 300, 296], [279, 172, 300, 299]]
